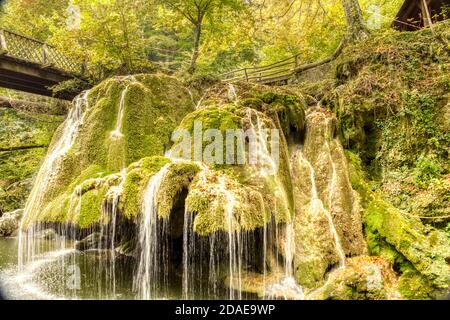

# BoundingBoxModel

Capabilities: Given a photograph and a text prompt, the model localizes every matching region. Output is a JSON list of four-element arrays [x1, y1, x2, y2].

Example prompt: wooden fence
[[0, 28, 82, 75], [220, 54, 300, 85]]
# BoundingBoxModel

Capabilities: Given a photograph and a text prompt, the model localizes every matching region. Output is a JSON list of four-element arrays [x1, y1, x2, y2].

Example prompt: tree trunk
[[188, 21, 203, 74], [342, 0, 369, 42], [0, 145, 48, 153]]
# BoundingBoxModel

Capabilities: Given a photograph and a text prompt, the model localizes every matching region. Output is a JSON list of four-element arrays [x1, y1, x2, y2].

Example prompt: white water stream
[[18, 90, 90, 269]]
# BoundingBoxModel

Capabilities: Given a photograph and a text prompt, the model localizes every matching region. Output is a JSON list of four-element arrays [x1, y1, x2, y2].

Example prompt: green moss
[[157, 161, 200, 218], [121, 156, 170, 220], [185, 169, 271, 236], [398, 269, 439, 300], [346, 151, 450, 290], [0, 107, 64, 213], [257, 92, 305, 137], [178, 105, 240, 134], [123, 74, 194, 164], [76, 187, 108, 228], [412, 154, 443, 188], [31, 165, 111, 227]]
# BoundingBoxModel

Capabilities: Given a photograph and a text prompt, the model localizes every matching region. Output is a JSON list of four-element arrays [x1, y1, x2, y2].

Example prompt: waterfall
[[18, 90, 90, 269], [182, 210, 194, 299], [245, 108, 278, 176], [96, 168, 127, 298], [245, 108, 304, 299], [217, 176, 242, 300], [298, 150, 346, 267], [110, 76, 136, 139], [135, 164, 171, 299], [227, 84, 238, 103]]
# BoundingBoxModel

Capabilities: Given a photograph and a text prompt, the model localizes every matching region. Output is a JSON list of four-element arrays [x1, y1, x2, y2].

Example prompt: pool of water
[[0, 237, 235, 300], [0, 237, 140, 299]]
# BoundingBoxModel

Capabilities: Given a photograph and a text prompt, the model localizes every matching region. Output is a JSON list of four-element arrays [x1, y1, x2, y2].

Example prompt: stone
[[75, 232, 108, 251], [0, 209, 23, 237], [308, 256, 400, 300]]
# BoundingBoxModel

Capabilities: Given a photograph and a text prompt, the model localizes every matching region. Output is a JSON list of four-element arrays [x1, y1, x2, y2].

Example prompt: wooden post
[[42, 44, 54, 67], [80, 62, 86, 77], [294, 54, 299, 68], [80, 55, 87, 77], [0, 30, 8, 54], [421, 0, 435, 34], [42, 44, 49, 65], [244, 68, 248, 82]]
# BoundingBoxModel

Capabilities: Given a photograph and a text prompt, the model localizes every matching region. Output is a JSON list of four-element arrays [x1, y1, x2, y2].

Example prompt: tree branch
[[293, 38, 346, 74], [165, 0, 197, 24]]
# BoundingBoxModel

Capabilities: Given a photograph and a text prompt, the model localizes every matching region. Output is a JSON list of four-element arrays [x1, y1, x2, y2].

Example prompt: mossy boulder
[[0, 209, 23, 237], [291, 108, 367, 289], [171, 101, 300, 235], [199, 81, 306, 139], [21, 74, 195, 228]]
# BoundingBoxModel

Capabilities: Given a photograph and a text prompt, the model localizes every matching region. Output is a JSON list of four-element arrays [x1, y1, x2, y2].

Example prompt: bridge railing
[[0, 28, 81, 76], [220, 54, 300, 84]]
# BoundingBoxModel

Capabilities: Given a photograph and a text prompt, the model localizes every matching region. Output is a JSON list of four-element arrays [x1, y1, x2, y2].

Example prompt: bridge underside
[[0, 55, 77, 100]]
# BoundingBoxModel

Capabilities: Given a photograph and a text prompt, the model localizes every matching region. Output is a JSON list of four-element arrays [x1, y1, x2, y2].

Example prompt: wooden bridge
[[220, 54, 301, 85], [0, 29, 84, 100], [220, 40, 345, 86]]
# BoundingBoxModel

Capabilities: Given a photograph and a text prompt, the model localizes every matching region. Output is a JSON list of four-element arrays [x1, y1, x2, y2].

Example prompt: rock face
[[0, 209, 23, 237], [347, 152, 450, 294], [291, 107, 367, 288]]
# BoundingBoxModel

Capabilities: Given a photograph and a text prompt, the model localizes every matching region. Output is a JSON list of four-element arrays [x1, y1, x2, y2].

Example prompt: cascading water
[[227, 84, 238, 103], [296, 149, 346, 267], [135, 164, 171, 299], [217, 176, 242, 300], [245, 108, 304, 300], [18, 90, 91, 270], [110, 76, 136, 139], [95, 168, 128, 298]]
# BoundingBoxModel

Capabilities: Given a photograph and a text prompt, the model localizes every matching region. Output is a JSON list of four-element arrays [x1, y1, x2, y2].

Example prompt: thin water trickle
[[227, 84, 238, 103], [110, 76, 136, 139]]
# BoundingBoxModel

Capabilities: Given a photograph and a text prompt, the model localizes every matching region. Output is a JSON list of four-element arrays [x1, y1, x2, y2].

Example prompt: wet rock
[[308, 256, 400, 300], [291, 107, 367, 288], [35, 228, 57, 240], [0, 209, 23, 237], [75, 232, 108, 251]]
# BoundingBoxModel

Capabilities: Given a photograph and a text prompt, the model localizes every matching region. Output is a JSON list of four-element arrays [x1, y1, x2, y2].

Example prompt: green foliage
[[51, 79, 91, 99], [413, 155, 443, 188], [0, 106, 64, 213], [346, 151, 450, 290], [0, 0, 405, 77]]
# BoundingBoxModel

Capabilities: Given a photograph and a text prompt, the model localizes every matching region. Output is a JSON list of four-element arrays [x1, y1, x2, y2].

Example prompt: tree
[[341, 0, 369, 41], [164, 0, 242, 73]]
